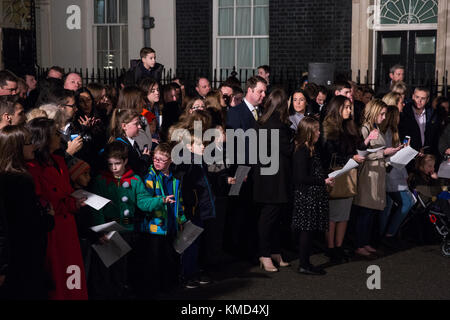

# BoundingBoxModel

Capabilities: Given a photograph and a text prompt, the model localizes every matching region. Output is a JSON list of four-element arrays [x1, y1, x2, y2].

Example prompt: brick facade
[[175, 0, 352, 82], [176, 0, 212, 76], [269, 0, 352, 78]]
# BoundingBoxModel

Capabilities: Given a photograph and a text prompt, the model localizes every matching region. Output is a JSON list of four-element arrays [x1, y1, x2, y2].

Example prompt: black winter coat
[[0, 172, 54, 299], [253, 112, 294, 204]]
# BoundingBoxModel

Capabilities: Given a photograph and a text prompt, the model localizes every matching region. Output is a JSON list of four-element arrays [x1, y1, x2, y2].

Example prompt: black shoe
[[298, 265, 327, 276], [328, 248, 343, 263], [183, 280, 200, 289], [197, 274, 212, 285], [335, 247, 350, 262]]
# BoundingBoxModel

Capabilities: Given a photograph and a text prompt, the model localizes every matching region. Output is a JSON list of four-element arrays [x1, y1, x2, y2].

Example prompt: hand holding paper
[[328, 159, 359, 179], [72, 189, 111, 211], [388, 146, 418, 169]]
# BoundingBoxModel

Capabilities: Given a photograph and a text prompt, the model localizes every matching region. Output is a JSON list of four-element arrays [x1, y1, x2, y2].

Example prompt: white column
[[149, 0, 176, 72], [436, 0, 449, 89], [128, 0, 145, 63]]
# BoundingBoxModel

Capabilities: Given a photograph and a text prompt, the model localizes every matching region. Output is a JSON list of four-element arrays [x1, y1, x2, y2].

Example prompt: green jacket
[[90, 168, 164, 232]]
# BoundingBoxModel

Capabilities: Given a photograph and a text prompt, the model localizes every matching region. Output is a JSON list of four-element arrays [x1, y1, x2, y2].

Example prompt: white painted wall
[[128, 0, 145, 65], [149, 0, 176, 72]]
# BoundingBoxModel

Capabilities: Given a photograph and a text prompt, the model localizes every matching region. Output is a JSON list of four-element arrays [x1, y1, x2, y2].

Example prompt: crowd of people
[[0, 46, 449, 300]]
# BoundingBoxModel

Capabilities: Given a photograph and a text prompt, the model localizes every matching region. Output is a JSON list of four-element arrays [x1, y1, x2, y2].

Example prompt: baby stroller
[[409, 185, 450, 257]]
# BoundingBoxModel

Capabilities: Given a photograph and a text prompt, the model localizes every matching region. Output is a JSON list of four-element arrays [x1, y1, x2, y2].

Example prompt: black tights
[[298, 230, 314, 268]]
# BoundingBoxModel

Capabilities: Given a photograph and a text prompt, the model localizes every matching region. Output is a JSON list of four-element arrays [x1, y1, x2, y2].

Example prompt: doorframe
[[371, 0, 438, 85]]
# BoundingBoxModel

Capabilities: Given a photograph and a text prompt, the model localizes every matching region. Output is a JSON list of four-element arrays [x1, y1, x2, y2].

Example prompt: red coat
[[27, 155, 88, 300]]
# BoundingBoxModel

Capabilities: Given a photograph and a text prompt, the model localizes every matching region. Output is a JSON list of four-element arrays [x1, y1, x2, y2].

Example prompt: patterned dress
[[292, 153, 329, 232]]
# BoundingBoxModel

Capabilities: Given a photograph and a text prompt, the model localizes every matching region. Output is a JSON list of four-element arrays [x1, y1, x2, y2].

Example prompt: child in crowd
[[408, 155, 443, 197], [88, 141, 174, 299], [173, 132, 216, 289], [133, 143, 186, 298], [66, 157, 97, 284], [109, 108, 151, 178]]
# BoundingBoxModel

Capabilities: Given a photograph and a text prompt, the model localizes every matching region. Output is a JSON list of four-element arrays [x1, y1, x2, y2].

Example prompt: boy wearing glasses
[[88, 141, 174, 299], [134, 143, 186, 298]]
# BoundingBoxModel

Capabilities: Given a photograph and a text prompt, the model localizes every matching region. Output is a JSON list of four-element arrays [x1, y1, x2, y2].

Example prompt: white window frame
[[212, 0, 269, 79], [93, 0, 128, 70], [371, 0, 438, 85]]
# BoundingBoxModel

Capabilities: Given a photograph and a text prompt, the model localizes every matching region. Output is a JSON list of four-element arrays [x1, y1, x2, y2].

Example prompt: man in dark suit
[[225, 76, 267, 262], [376, 64, 405, 98], [399, 87, 440, 166]]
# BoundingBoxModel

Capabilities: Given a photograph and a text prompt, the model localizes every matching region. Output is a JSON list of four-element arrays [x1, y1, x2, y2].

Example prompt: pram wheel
[[441, 240, 450, 257]]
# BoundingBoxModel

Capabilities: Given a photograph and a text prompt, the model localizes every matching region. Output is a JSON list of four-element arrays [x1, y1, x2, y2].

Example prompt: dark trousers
[[133, 233, 180, 298], [88, 232, 137, 300], [298, 230, 314, 268], [181, 215, 203, 280], [225, 181, 258, 261], [201, 196, 228, 267], [355, 206, 380, 248], [258, 204, 282, 257]]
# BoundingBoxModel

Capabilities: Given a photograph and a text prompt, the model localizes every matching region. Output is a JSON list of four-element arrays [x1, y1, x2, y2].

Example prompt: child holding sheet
[[132, 143, 187, 298], [88, 141, 174, 299]]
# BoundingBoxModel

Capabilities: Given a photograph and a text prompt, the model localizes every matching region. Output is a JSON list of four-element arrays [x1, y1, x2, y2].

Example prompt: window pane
[[94, 0, 105, 24], [108, 51, 120, 68], [253, 7, 268, 35], [219, 8, 233, 36], [219, 0, 233, 7], [122, 26, 128, 68], [254, 0, 269, 5], [416, 36, 435, 55], [382, 37, 401, 55], [237, 38, 252, 68], [220, 39, 235, 68], [237, 0, 251, 6], [107, 0, 117, 23], [97, 26, 108, 51], [236, 8, 251, 35], [255, 38, 269, 67], [98, 51, 107, 69], [119, 0, 128, 23], [110, 26, 120, 52]]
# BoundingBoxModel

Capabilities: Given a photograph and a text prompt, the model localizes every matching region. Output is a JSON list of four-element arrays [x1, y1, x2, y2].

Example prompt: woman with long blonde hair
[[383, 92, 404, 113], [353, 99, 403, 258]]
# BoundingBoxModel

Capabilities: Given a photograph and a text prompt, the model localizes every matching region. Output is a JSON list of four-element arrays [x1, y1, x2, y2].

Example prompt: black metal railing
[[37, 66, 449, 98]]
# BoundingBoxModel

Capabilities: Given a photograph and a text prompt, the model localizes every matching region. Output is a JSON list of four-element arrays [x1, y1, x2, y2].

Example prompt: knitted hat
[[67, 157, 91, 182]]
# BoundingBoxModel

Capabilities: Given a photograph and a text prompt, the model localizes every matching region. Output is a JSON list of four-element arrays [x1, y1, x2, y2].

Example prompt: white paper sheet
[[357, 150, 369, 157], [328, 159, 359, 179], [90, 221, 127, 234], [91, 231, 132, 268], [228, 166, 252, 196], [71, 189, 111, 210], [389, 146, 419, 169], [438, 161, 450, 179], [173, 220, 204, 254]]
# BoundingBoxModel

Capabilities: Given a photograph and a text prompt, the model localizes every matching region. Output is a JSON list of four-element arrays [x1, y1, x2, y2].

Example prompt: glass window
[[380, 0, 438, 25], [119, 0, 128, 23], [94, 0, 128, 69], [216, 0, 269, 78], [382, 37, 401, 55], [219, 8, 233, 36], [416, 36, 435, 55], [94, 0, 105, 24]]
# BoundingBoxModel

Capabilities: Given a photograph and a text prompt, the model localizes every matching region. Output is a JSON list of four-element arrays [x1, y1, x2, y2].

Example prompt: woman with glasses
[[26, 117, 88, 299]]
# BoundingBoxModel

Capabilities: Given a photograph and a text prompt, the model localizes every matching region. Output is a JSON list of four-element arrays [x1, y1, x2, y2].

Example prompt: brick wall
[[175, 0, 212, 77], [269, 0, 352, 79]]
